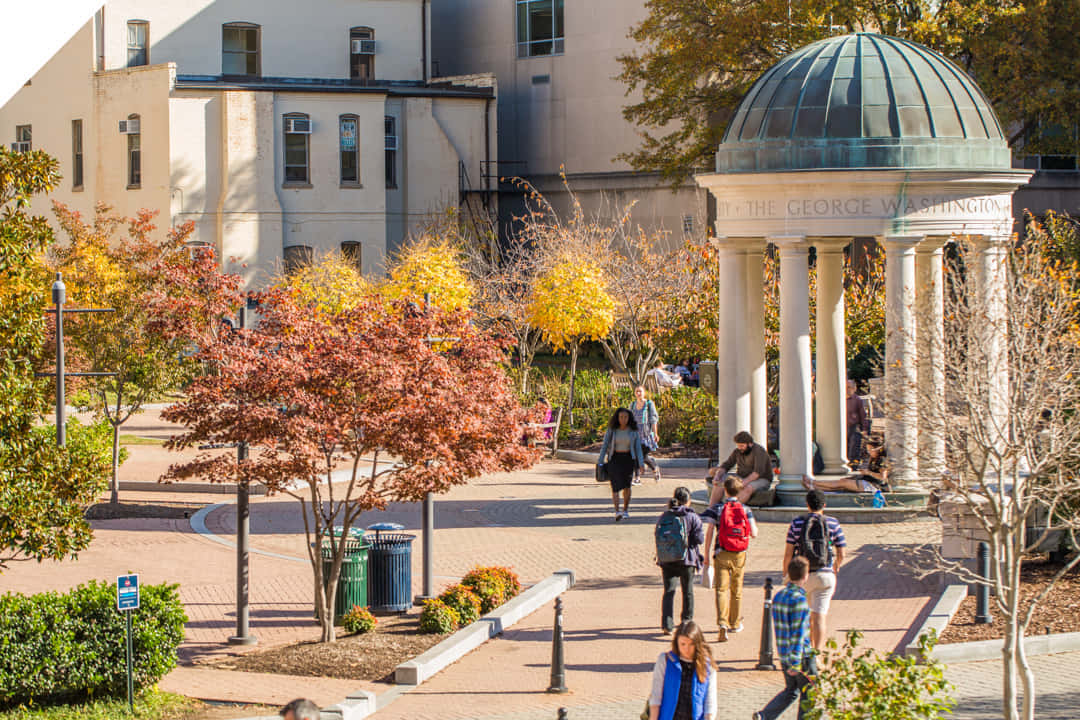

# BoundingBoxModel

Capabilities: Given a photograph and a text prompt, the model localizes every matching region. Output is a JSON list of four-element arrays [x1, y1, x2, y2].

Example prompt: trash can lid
[[366, 522, 405, 532], [331, 525, 365, 537]]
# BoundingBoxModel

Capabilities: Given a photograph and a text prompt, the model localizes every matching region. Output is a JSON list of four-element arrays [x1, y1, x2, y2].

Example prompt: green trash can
[[317, 527, 369, 624]]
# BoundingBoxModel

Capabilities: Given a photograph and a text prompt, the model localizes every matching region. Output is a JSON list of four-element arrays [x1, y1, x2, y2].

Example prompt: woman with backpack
[[702, 476, 758, 642], [597, 408, 645, 521], [655, 487, 704, 634], [646, 620, 716, 720], [631, 385, 661, 484]]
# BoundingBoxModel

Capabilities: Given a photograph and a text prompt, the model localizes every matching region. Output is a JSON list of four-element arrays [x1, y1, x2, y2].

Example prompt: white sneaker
[[730, 623, 744, 634], [615, 511, 623, 522], [632, 477, 642, 486], [622, 510, 630, 520]]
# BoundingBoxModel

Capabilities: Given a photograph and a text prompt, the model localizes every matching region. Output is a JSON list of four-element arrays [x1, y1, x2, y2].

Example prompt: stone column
[[970, 235, 1010, 476], [774, 237, 812, 503], [813, 238, 851, 475], [732, 245, 751, 435], [883, 235, 922, 488], [715, 242, 741, 457], [916, 237, 947, 480], [743, 241, 768, 446]]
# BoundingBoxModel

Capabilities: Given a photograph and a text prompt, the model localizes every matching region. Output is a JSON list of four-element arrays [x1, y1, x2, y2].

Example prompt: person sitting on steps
[[804, 441, 889, 493], [706, 431, 773, 506]]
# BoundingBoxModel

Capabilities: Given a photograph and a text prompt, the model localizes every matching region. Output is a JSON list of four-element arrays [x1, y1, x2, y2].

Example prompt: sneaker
[[615, 512, 623, 522], [632, 477, 642, 486], [654, 466, 662, 483], [730, 623, 744, 634], [753, 713, 763, 720], [717, 627, 728, 643], [622, 510, 630, 520]]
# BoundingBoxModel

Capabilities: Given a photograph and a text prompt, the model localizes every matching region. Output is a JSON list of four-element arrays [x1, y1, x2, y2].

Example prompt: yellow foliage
[[527, 257, 615, 349], [279, 251, 372, 316], [383, 235, 473, 311]]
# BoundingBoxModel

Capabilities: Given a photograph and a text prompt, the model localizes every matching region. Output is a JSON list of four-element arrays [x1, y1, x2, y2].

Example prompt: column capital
[[731, 237, 768, 252], [918, 235, 950, 253], [810, 236, 854, 252], [771, 235, 807, 256], [968, 233, 1013, 250], [879, 234, 924, 248]]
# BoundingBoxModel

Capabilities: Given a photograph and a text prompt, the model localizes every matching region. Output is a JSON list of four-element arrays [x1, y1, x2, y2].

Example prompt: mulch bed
[[940, 557, 1080, 644], [205, 612, 444, 682], [86, 501, 204, 520]]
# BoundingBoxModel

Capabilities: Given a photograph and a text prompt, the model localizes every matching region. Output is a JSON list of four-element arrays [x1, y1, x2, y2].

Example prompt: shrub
[[488, 566, 522, 599], [418, 599, 460, 634], [341, 606, 377, 635], [0, 580, 187, 707], [438, 584, 482, 626], [461, 568, 508, 614]]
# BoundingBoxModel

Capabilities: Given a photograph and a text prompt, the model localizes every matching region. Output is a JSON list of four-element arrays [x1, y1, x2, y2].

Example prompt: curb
[[394, 568, 576, 685], [119, 480, 268, 495], [555, 449, 709, 468], [907, 584, 1080, 663]]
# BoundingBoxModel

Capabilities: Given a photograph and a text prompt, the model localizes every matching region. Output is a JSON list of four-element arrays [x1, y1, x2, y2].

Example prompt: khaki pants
[[713, 549, 747, 629]]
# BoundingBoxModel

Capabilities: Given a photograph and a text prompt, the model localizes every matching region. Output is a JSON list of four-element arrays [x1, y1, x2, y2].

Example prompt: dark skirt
[[607, 451, 636, 493]]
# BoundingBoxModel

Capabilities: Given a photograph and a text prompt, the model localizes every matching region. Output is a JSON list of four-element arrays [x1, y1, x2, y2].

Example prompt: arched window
[[126, 114, 141, 188], [283, 113, 311, 185], [339, 114, 360, 185], [349, 27, 375, 82], [223, 22, 260, 77]]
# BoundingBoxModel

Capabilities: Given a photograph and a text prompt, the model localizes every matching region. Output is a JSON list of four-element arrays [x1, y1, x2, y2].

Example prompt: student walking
[[647, 621, 717, 720], [783, 490, 846, 650], [753, 557, 815, 720], [631, 385, 660, 484], [597, 408, 645, 522], [701, 475, 758, 642], [655, 487, 704, 634]]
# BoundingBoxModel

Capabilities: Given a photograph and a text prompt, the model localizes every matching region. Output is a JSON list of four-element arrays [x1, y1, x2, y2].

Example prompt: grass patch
[[0, 690, 201, 720], [118, 434, 163, 446]]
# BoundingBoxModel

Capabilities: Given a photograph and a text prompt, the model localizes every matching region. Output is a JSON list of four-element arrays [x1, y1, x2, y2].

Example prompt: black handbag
[[595, 463, 610, 483]]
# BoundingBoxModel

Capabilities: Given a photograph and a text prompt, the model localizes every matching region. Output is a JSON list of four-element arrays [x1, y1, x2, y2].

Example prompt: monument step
[[690, 488, 930, 524]]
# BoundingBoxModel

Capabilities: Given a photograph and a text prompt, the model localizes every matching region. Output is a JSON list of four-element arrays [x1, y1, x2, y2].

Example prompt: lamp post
[[416, 292, 436, 604], [229, 301, 258, 646]]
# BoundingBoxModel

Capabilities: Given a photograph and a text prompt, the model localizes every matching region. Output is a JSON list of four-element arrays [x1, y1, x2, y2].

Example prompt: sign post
[[117, 574, 139, 713]]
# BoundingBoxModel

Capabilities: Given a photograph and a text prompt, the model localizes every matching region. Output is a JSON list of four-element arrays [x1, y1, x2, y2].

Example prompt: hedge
[[0, 580, 187, 707]]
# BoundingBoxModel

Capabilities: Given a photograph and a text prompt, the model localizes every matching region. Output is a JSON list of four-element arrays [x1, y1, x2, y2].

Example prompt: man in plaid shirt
[[754, 556, 815, 720]]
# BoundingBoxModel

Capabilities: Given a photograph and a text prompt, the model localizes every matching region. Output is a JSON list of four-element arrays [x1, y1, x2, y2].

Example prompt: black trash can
[[316, 528, 369, 624], [366, 531, 415, 612]]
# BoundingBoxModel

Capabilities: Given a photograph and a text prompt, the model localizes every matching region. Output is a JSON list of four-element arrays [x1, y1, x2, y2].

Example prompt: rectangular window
[[385, 116, 397, 189], [223, 24, 260, 77], [13, 124, 31, 152], [127, 130, 141, 187], [340, 115, 359, 184], [127, 21, 148, 67], [72, 119, 84, 189], [284, 115, 310, 185], [341, 241, 362, 272], [516, 0, 564, 57], [350, 27, 374, 82]]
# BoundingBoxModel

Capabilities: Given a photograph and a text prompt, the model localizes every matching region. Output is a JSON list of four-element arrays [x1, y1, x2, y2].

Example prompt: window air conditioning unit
[[285, 117, 312, 134], [351, 39, 376, 55], [118, 118, 140, 134], [384, 135, 397, 151], [10, 141, 31, 153]]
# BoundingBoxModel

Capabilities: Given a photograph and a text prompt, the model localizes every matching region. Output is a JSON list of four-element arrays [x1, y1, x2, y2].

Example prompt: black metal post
[[416, 291, 436, 604], [229, 306, 257, 646], [547, 597, 568, 693], [975, 541, 992, 624], [52, 273, 66, 447], [756, 577, 776, 670]]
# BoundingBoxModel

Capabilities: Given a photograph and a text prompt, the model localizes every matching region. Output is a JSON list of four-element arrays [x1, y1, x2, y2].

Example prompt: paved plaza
[[2, 409, 1079, 718]]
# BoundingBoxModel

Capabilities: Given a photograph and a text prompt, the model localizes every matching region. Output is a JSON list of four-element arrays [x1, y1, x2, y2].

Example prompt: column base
[[227, 634, 258, 646]]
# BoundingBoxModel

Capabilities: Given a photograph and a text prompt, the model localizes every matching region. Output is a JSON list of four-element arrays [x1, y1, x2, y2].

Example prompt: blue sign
[[117, 574, 139, 611]]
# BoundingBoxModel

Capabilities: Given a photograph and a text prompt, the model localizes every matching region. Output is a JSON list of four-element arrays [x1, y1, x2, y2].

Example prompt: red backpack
[[716, 500, 750, 553]]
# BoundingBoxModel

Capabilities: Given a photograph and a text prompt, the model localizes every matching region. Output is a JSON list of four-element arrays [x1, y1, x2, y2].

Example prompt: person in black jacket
[[656, 486, 705, 634]]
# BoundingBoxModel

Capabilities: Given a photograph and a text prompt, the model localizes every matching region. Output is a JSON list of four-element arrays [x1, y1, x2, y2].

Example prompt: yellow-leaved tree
[[383, 235, 474, 312], [277, 250, 372, 316], [527, 255, 614, 424]]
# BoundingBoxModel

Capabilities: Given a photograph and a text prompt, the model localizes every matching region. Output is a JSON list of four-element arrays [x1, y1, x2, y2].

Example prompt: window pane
[[128, 48, 147, 66], [341, 151, 357, 182], [529, 1, 553, 42], [340, 118, 357, 150], [517, 3, 529, 44], [554, 0, 564, 37], [385, 149, 396, 187], [285, 147, 306, 166], [243, 29, 258, 51], [245, 52, 258, 75], [223, 28, 243, 51]]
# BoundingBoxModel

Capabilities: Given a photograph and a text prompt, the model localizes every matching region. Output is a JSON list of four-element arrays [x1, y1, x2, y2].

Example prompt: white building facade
[[2, 0, 497, 285]]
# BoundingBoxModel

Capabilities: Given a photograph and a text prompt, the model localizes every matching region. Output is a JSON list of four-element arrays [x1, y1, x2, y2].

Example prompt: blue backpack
[[655, 510, 688, 564]]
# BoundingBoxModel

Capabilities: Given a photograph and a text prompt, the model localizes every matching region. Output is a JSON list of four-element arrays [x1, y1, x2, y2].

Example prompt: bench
[[611, 371, 666, 395], [531, 406, 563, 456]]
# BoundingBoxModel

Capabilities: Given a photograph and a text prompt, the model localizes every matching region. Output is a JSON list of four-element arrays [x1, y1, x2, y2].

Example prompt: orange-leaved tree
[[157, 283, 539, 642]]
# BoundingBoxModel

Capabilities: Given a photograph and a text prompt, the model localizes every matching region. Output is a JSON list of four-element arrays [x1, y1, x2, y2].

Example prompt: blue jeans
[[758, 656, 816, 720]]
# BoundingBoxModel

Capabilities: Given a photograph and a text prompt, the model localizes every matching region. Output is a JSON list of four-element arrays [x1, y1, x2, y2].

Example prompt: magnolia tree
[[907, 215, 1080, 720], [159, 283, 538, 642], [50, 203, 199, 503]]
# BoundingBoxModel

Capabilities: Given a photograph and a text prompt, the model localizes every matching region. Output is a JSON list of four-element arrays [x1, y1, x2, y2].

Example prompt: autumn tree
[[276, 249, 371, 316], [905, 215, 1080, 720], [617, 0, 1080, 185], [161, 287, 538, 642], [383, 234, 474, 312], [50, 204, 199, 503], [0, 148, 113, 568]]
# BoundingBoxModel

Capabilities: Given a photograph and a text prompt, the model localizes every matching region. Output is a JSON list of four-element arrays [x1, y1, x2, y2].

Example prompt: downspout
[[215, 92, 229, 263], [484, 97, 491, 195], [421, 0, 428, 82]]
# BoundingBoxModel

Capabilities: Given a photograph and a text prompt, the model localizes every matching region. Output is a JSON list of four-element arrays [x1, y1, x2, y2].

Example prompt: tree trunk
[[567, 342, 579, 426], [109, 423, 120, 504], [1001, 532, 1022, 720], [1019, 623, 1036, 720]]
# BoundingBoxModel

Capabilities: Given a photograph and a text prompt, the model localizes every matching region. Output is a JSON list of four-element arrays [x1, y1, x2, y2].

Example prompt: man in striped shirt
[[754, 557, 814, 720]]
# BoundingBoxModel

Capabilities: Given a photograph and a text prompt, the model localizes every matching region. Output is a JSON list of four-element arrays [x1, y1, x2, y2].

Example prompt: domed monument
[[695, 33, 1031, 506]]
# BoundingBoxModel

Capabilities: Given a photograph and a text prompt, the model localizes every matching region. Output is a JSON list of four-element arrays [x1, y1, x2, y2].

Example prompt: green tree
[[0, 148, 113, 569], [617, 0, 1080, 185]]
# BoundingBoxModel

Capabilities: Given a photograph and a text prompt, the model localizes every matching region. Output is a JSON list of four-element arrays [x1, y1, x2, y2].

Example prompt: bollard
[[756, 577, 776, 670], [975, 541, 992, 624], [547, 597, 569, 693], [557, 709, 568, 720]]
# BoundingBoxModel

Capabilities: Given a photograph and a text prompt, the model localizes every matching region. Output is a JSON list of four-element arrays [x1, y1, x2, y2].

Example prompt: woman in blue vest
[[647, 621, 717, 720]]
